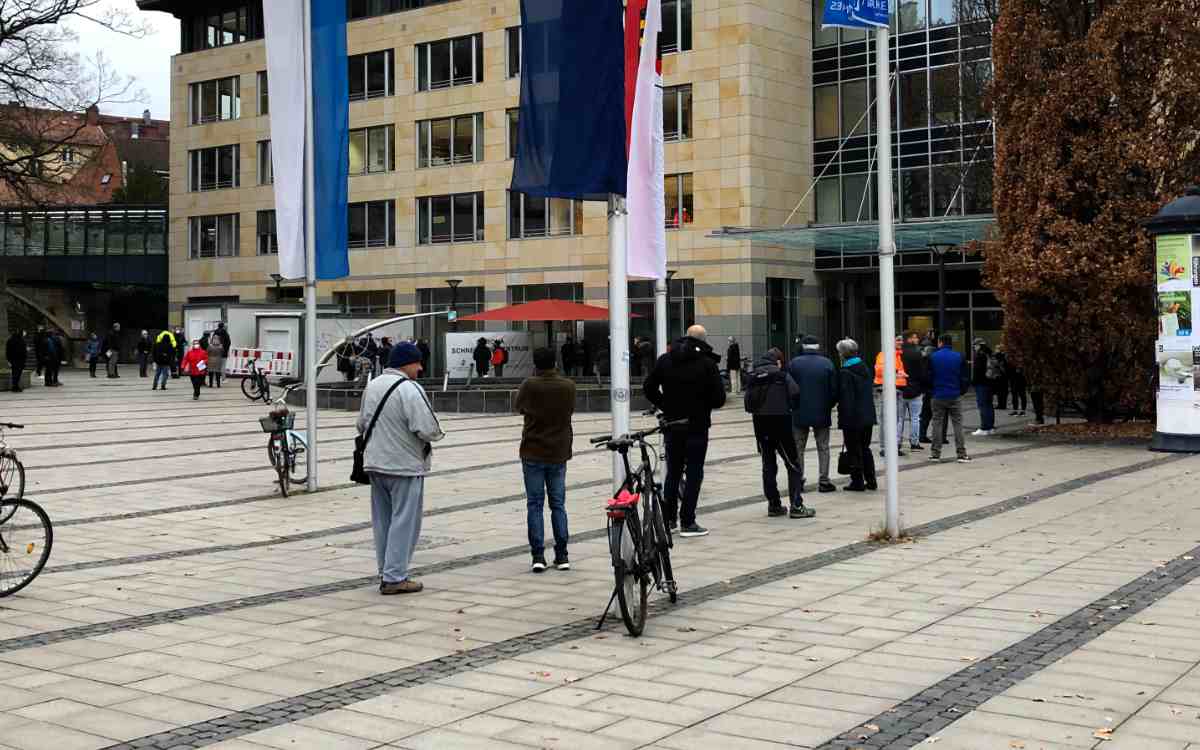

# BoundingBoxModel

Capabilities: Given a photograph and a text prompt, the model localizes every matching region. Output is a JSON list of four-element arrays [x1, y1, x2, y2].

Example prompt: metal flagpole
[[875, 25, 900, 537], [303, 0, 319, 492], [653, 278, 668, 356], [608, 194, 631, 489]]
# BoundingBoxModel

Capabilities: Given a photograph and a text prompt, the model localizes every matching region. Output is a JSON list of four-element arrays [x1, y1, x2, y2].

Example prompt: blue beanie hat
[[388, 341, 422, 368]]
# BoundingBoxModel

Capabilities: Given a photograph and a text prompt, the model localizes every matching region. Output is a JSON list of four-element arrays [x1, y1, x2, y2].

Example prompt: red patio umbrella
[[457, 299, 640, 321]]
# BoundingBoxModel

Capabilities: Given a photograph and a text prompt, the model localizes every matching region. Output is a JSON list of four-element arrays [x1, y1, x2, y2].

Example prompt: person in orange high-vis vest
[[874, 336, 908, 455]]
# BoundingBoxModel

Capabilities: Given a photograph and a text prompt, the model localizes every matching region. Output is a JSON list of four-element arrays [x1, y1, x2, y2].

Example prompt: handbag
[[837, 444, 851, 476], [351, 377, 406, 484]]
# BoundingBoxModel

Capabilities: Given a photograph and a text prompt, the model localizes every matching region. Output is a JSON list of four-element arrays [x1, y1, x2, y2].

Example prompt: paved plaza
[[0, 371, 1198, 749]]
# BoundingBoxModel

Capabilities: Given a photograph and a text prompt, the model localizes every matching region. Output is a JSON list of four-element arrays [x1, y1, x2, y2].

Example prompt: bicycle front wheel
[[0, 453, 25, 523], [259, 377, 271, 404], [0, 499, 53, 597], [267, 435, 290, 497], [241, 376, 261, 401], [610, 517, 647, 636], [287, 432, 308, 485]]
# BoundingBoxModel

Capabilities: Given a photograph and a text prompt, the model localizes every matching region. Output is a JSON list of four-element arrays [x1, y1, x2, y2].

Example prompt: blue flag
[[310, 0, 349, 279], [823, 0, 889, 29], [511, 0, 626, 200]]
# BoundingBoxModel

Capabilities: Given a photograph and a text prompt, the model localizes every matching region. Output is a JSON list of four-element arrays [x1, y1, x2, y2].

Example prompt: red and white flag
[[624, 0, 666, 280]]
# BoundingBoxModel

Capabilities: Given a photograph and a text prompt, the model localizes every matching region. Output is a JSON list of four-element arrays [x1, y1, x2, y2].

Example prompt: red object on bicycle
[[607, 490, 640, 508]]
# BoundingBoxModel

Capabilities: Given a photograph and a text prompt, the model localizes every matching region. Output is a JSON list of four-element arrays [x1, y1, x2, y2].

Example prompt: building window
[[766, 277, 805, 354], [183, 6, 263, 53], [257, 140, 273, 185], [507, 108, 519, 159], [930, 66, 960, 125], [661, 0, 692, 54], [417, 192, 484, 245], [349, 124, 395, 174], [334, 290, 396, 314], [816, 177, 840, 222], [416, 113, 482, 168], [257, 70, 269, 115], [665, 173, 693, 228], [506, 26, 521, 78], [841, 79, 867, 137], [189, 76, 240, 124], [899, 70, 929, 130], [813, 9, 839, 47], [188, 144, 240, 191], [508, 192, 583, 239], [416, 34, 483, 92], [188, 214, 239, 259], [902, 167, 931, 219], [348, 200, 396, 248], [897, 0, 927, 32], [663, 84, 692, 142], [348, 49, 395, 101], [256, 210, 278, 255], [814, 84, 838, 140], [842, 173, 872, 222]]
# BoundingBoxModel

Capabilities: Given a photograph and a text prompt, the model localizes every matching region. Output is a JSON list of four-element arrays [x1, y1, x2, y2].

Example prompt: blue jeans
[[975, 385, 995, 430], [153, 364, 171, 388], [900, 394, 922, 446], [523, 460, 568, 559]]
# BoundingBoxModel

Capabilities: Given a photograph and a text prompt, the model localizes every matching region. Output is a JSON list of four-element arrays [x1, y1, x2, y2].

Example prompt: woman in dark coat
[[835, 338, 877, 492]]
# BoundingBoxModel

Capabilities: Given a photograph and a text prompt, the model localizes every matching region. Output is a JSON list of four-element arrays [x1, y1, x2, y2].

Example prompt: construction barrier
[[225, 348, 296, 378]]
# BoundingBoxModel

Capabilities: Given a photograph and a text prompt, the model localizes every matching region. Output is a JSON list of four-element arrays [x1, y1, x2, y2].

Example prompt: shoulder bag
[[351, 377, 406, 484]]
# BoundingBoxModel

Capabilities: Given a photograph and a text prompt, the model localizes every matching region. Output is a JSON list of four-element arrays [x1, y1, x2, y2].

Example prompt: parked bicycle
[[592, 412, 686, 636], [0, 423, 52, 597], [241, 358, 272, 404], [259, 384, 308, 496]]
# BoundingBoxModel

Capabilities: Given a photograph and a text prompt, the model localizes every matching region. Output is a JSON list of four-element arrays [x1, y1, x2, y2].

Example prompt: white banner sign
[[445, 331, 533, 380]]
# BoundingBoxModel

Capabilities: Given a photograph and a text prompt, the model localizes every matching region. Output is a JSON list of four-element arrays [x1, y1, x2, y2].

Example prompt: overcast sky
[[66, 0, 180, 120]]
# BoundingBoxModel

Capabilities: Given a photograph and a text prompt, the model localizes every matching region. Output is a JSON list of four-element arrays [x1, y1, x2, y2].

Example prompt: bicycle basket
[[259, 413, 295, 433]]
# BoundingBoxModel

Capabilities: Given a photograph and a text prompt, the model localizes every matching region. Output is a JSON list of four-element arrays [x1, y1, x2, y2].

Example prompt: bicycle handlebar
[[589, 416, 688, 449], [0, 423, 24, 429], [589, 434, 611, 445]]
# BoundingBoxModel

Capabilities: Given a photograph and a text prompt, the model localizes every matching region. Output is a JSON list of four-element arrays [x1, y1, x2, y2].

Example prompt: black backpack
[[743, 369, 782, 414]]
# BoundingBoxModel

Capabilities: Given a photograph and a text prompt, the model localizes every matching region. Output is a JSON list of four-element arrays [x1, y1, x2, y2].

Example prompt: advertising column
[[1152, 233, 1200, 450]]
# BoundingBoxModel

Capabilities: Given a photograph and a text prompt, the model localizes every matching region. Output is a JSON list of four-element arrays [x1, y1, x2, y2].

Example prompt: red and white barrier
[[226, 348, 296, 378]]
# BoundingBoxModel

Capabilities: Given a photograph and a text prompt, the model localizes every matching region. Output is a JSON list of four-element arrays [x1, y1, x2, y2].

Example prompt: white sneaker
[[971, 429, 989, 436]]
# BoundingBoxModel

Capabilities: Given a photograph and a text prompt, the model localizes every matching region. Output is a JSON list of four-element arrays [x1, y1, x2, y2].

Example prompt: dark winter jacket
[[153, 331, 177, 366], [835, 359, 876, 430], [515, 369, 577, 464], [472, 342, 490, 370], [5, 333, 26, 367], [787, 349, 838, 428], [726, 342, 741, 372], [900, 343, 928, 399], [214, 327, 232, 354], [136, 336, 151, 355], [102, 329, 121, 357], [744, 353, 798, 416], [643, 336, 727, 431], [930, 346, 969, 400], [972, 346, 992, 386], [34, 332, 54, 365]]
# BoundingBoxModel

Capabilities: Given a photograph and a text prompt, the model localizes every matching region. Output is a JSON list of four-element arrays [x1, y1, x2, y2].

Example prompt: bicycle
[[0, 423, 52, 597], [591, 412, 687, 636], [241, 359, 272, 404], [260, 384, 308, 496]]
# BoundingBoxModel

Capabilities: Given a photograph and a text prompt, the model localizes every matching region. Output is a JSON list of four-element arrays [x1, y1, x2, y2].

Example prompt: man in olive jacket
[[515, 347, 577, 573]]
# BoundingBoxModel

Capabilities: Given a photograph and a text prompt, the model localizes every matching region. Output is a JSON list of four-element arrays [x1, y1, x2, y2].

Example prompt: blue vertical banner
[[823, 0, 889, 29], [309, 0, 350, 280], [510, 0, 627, 200]]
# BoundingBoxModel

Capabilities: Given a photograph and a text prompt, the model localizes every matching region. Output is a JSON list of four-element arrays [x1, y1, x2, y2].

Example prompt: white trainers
[[971, 429, 991, 436]]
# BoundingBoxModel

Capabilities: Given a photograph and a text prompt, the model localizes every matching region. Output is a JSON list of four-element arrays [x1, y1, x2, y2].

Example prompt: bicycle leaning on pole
[[0, 422, 53, 597], [259, 384, 309, 497], [241, 358, 272, 404], [592, 410, 687, 636]]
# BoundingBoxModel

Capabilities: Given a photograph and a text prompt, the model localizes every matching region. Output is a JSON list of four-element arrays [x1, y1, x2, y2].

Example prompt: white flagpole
[[875, 24, 900, 537], [608, 194, 630, 489], [303, 0, 319, 492], [654, 278, 668, 356]]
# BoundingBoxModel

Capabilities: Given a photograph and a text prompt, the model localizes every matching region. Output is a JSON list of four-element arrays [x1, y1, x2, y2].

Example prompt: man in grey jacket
[[356, 342, 445, 595]]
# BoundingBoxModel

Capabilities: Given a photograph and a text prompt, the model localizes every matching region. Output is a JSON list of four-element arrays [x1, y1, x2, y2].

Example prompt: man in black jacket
[[835, 338, 877, 491], [136, 330, 152, 377], [6, 330, 26, 393], [745, 348, 813, 519], [643, 324, 726, 537], [102, 323, 121, 378]]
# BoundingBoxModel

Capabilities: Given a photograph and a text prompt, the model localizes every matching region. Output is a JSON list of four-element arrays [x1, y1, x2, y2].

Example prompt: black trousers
[[1010, 372, 1028, 411], [995, 378, 1009, 410], [190, 375, 205, 398], [919, 394, 949, 442], [753, 415, 803, 509], [1031, 390, 1045, 422], [663, 426, 708, 527], [842, 426, 876, 486], [44, 362, 59, 386], [10, 365, 22, 391], [138, 353, 149, 377], [89, 358, 99, 377]]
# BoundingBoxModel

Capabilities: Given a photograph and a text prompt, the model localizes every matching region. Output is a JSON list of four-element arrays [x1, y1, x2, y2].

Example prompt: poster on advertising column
[[1155, 235, 1200, 429], [444, 331, 533, 380]]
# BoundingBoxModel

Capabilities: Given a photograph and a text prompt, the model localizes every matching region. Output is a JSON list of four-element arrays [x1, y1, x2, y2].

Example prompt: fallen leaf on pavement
[[1094, 727, 1113, 740]]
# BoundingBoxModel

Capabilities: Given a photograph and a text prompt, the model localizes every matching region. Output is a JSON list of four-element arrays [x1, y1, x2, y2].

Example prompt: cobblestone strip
[[94, 453, 1187, 750], [815, 538, 1200, 748]]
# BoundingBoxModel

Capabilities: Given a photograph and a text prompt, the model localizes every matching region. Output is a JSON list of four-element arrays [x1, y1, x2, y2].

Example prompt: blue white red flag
[[263, 0, 350, 280]]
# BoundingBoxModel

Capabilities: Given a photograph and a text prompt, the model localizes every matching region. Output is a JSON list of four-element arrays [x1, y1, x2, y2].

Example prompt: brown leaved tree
[[987, 0, 1200, 420]]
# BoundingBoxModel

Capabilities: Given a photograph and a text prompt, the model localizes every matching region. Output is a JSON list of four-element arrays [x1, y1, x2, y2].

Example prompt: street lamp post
[[928, 243, 956, 336], [270, 273, 283, 302]]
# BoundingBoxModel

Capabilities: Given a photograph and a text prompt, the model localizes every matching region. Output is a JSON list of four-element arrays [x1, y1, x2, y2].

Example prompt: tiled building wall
[[164, 0, 821, 356]]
